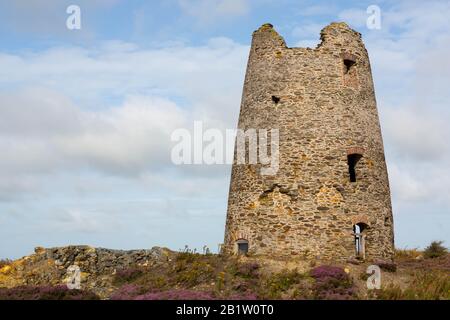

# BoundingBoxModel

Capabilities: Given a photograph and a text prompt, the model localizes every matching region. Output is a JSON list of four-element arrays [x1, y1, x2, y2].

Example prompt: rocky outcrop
[[0, 246, 174, 298]]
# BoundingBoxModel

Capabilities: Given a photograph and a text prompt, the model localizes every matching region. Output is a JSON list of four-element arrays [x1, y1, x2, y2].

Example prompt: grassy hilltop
[[0, 242, 448, 300]]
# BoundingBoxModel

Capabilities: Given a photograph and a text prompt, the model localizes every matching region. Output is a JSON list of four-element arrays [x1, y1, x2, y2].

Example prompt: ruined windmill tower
[[223, 22, 395, 262]]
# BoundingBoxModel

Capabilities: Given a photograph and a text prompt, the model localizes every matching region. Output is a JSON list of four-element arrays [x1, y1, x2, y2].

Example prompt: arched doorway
[[353, 223, 368, 260]]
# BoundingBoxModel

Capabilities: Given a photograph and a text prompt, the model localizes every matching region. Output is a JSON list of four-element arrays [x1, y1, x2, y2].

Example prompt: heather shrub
[[423, 241, 447, 259], [224, 274, 260, 300], [174, 259, 215, 287], [110, 284, 146, 300], [120, 266, 169, 291], [229, 262, 260, 279], [261, 269, 306, 299], [113, 252, 229, 292], [310, 265, 354, 300], [111, 286, 216, 300], [310, 265, 348, 280], [226, 292, 258, 300], [0, 285, 100, 300], [135, 289, 215, 300], [374, 261, 397, 272], [114, 268, 144, 285], [140, 274, 167, 290]]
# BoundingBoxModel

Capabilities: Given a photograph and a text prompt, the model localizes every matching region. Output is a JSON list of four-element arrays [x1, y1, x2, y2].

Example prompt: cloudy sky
[[0, 0, 449, 259]]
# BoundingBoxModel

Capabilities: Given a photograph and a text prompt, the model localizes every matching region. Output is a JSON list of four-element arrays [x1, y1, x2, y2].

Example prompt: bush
[[113, 268, 144, 285], [0, 285, 100, 300], [111, 286, 216, 300], [310, 265, 348, 281], [261, 269, 306, 299], [310, 265, 354, 300], [226, 292, 258, 300], [134, 289, 215, 300], [423, 241, 447, 259], [231, 262, 260, 279], [374, 261, 397, 272], [174, 260, 215, 287], [110, 284, 145, 300], [175, 252, 199, 264]]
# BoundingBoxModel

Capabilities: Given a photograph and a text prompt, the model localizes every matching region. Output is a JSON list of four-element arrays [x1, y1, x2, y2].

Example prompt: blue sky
[[0, 0, 449, 259]]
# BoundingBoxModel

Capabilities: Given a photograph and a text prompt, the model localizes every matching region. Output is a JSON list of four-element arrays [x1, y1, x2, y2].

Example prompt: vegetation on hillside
[[109, 253, 356, 300], [0, 241, 448, 300], [0, 285, 100, 300], [0, 259, 11, 269]]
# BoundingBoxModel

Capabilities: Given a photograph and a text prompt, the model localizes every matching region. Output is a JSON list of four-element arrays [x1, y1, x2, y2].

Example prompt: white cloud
[[338, 8, 367, 28], [380, 1, 450, 39], [358, 0, 450, 209], [0, 90, 187, 177], [0, 35, 242, 257], [0, 88, 82, 137], [383, 107, 449, 162], [58, 95, 187, 174], [388, 162, 450, 205], [51, 209, 113, 233], [291, 23, 323, 48], [0, 37, 247, 205], [0, 0, 121, 36], [0, 38, 247, 124], [178, 0, 250, 23], [296, 4, 337, 17]]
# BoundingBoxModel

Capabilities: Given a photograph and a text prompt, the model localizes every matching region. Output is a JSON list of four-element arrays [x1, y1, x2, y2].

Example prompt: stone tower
[[223, 22, 395, 262]]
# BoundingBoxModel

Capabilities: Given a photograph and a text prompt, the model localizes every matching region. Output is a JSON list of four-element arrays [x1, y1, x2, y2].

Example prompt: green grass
[[374, 271, 450, 300]]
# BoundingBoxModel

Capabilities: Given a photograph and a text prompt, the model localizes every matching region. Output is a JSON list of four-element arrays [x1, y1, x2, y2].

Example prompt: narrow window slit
[[343, 59, 355, 74], [271, 95, 280, 104], [347, 153, 362, 182]]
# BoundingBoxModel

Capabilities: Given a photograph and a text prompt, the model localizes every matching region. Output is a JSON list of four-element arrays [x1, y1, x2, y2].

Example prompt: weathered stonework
[[223, 22, 395, 262], [0, 246, 173, 298]]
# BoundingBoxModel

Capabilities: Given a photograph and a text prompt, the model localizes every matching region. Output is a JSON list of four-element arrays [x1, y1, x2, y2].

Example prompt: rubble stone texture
[[223, 22, 395, 262], [0, 246, 173, 298]]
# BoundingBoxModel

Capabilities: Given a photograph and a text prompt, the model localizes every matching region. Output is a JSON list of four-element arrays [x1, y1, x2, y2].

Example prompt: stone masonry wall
[[223, 22, 395, 262]]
